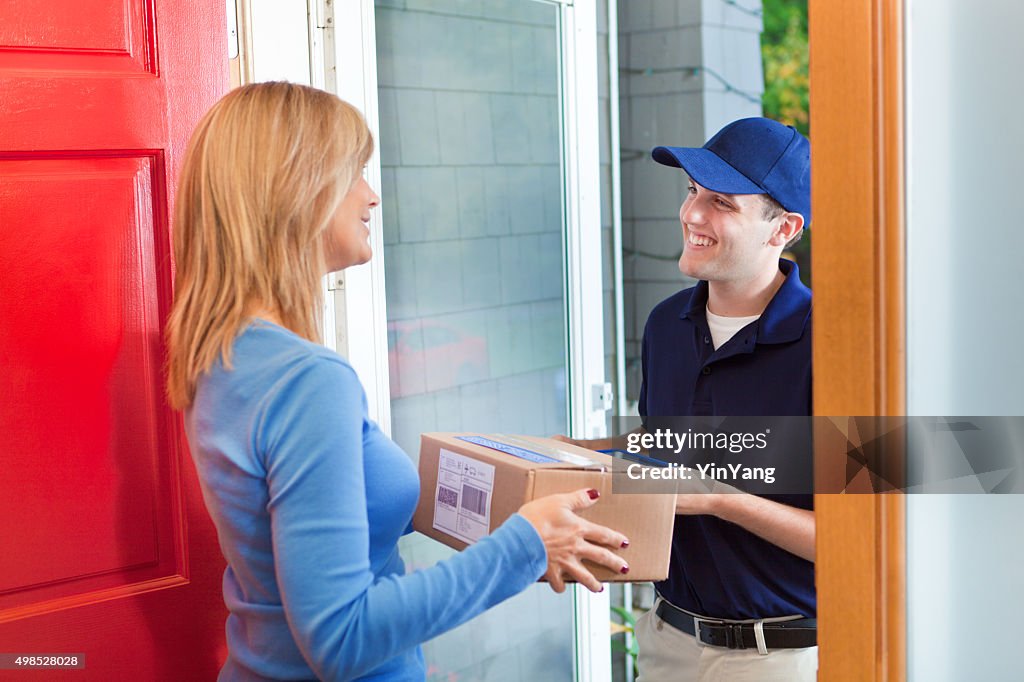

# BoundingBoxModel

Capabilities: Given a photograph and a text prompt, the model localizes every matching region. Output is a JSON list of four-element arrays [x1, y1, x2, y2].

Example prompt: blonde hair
[[166, 82, 373, 409]]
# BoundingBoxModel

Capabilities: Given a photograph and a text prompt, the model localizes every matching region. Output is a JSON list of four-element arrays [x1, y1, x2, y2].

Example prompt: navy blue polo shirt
[[638, 258, 815, 620]]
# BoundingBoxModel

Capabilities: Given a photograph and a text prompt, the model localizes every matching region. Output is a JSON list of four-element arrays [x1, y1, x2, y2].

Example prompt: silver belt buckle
[[693, 617, 707, 647]]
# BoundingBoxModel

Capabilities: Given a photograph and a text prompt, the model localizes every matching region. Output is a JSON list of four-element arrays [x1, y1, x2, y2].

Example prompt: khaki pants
[[634, 599, 818, 682]]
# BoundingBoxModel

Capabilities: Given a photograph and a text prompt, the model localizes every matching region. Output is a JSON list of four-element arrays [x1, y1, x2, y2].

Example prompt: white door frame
[[557, 4, 614, 681], [324, 0, 394, 432], [322, 1, 612, 679]]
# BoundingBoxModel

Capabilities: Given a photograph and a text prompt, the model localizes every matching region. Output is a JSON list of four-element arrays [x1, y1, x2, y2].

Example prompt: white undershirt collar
[[705, 306, 760, 350]]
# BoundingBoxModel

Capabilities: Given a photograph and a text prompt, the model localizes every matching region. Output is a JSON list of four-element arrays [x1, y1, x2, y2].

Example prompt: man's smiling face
[[677, 179, 786, 284]]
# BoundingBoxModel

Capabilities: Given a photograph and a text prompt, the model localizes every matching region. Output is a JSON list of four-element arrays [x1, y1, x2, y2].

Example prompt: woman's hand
[[518, 488, 630, 594]]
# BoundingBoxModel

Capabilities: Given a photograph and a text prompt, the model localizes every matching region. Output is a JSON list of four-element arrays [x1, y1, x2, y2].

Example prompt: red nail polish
[[587, 489, 600, 500], [621, 540, 630, 549], [620, 565, 630, 575]]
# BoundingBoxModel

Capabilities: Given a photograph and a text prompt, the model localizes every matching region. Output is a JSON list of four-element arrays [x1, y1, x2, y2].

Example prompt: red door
[[0, 1, 229, 679]]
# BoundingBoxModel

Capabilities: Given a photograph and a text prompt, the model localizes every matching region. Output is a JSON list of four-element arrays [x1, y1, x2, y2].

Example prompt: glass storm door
[[334, 1, 610, 679]]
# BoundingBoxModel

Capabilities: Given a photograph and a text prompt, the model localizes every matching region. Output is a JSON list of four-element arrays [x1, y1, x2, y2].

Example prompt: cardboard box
[[413, 433, 676, 582]]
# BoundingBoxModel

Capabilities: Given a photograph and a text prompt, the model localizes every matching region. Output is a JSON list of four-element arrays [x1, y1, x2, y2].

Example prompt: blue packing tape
[[455, 436, 562, 464]]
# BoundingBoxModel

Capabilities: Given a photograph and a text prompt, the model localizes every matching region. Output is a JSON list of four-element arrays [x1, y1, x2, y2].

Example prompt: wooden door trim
[[810, 0, 906, 680]]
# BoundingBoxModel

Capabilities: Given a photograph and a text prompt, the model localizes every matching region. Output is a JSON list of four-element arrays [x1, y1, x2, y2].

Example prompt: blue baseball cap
[[652, 117, 811, 225]]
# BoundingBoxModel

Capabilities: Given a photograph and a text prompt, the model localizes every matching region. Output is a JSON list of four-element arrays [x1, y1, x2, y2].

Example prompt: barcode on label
[[461, 484, 488, 516], [437, 486, 459, 508]]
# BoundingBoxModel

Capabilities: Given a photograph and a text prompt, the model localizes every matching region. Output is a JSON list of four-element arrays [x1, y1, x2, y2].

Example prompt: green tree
[[761, 0, 809, 135], [762, 0, 810, 283]]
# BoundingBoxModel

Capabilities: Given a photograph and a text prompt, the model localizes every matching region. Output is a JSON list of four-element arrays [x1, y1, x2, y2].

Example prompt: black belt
[[655, 600, 817, 650]]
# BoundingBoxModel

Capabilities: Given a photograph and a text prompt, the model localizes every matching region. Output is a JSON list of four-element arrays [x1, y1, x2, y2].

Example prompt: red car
[[387, 320, 490, 398]]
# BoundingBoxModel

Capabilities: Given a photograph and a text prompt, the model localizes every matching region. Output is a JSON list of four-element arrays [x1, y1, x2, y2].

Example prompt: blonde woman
[[166, 82, 629, 682]]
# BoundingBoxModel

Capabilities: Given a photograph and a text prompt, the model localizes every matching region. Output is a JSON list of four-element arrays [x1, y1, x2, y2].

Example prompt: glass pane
[[375, 1, 574, 681], [905, 3, 1024, 680]]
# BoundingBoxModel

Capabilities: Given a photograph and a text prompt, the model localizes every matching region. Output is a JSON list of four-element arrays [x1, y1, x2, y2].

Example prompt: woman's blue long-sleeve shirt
[[186, 321, 547, 681]]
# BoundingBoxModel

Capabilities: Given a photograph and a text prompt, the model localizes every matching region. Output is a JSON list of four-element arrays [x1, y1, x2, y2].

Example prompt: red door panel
[[0, 0, 154, 73], [0, 1, 229, 679]]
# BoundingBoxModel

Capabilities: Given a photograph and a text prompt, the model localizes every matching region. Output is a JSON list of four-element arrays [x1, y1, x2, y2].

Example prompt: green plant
[[610, 605, 639, 670]]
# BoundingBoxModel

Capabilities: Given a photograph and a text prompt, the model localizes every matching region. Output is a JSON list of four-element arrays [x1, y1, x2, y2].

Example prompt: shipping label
[[433, 449, 496, 545]]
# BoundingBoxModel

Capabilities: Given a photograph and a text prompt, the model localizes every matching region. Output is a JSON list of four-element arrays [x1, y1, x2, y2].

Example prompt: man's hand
[[673, 478, 815, 562], [550, 434, 614, 452], [672, 468, 728, 515], [551, 429, 646, 453]]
